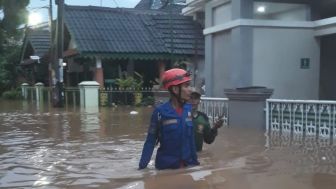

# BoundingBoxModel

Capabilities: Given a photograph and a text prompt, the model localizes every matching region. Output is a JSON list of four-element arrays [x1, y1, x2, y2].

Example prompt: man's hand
[[138, 160, 148, 170], [214, 118, 224, 129]]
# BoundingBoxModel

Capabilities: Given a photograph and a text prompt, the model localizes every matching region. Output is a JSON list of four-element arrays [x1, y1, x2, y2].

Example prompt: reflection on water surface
[[0, 100, 336, 188]]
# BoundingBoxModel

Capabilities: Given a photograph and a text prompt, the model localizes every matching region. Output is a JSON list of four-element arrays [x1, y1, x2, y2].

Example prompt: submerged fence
[[99, 88, 158, 106], [22, 84, 167, 107], [24, 86, 80, 107], [19, 83, 336, 142], [266, 99, 336, 139]]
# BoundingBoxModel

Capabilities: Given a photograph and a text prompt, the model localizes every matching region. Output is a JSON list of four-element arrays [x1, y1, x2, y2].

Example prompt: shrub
[[141, 96, 155, 106], [2, 89, 21, 100], [115, 76, 143, 90]]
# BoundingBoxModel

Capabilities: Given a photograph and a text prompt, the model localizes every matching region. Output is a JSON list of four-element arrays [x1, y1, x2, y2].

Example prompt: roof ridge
[[64, 4, 171, 15], [65, 5, 133, 12]]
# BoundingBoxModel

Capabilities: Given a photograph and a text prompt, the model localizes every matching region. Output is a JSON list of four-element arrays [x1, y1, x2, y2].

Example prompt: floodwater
[[1, 100, 336, 189]]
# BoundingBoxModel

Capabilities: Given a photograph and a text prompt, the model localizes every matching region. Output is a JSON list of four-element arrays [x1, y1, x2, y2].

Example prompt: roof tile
[[64, 5, 203, 57], [27, 29, 51, 56]]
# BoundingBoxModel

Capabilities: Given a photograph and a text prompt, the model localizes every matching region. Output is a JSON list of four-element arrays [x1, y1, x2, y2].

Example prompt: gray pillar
[[21, 83, 29, 99], [230, 0, 253, 87], [230, 27, 253, 88], [231, 0, 253, 19], [78, 81, 100, 109], [231, 0, 253, 88], [310, 1, 320, 21], [204, 2, 214, 96], [204, 0, 254, 96], [224, 87, 273, 130], [205, 35, 213, 97]]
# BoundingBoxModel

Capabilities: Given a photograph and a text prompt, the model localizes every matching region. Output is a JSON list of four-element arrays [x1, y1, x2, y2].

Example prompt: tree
[[0, 0, 29, 94], [0, 39, 22, 93], [0, 0, 29, 52]]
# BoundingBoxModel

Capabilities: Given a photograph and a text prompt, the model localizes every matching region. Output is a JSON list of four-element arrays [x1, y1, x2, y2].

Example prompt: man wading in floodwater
[[139, 68, 199, 170], [190, 88, 224, 152]]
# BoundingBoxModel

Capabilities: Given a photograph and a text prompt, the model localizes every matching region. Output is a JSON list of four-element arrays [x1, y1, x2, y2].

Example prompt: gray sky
[[28, 0, 141, 24]]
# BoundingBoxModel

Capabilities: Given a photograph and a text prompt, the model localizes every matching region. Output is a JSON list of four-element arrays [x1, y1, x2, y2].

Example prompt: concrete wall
[[320, 34, 336, 100], [252, 28, 320, 99], [255, 4, 309, 21], [270, 6, 309, 21], [205, 0, 255, 97], [212, 31, 232, 97], [204, 0, 232, 96], [203, 0, 323, 99], [213, 2, 231, 25]]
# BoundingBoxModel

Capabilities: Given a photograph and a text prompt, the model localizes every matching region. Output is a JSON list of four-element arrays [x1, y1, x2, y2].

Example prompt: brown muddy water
[[1, 100, 336, 189]]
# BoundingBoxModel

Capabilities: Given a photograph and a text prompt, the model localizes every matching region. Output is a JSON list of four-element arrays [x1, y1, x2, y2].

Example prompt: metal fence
[[99, 88, 167, 106], [64, 87, 80, 106], [266, 99, 336, 139], [26, 86, 36, 101], [199, 97, 229, 126], [25, 86, 80, 107], [23, 86, 230, 126]]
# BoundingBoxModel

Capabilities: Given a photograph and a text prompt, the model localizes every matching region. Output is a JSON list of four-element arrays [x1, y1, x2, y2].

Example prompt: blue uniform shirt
[[139, 101, 200, 170]]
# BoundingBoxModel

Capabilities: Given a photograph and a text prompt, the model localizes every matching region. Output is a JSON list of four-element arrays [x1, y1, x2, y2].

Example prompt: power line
[[112, 0, 119, 7]]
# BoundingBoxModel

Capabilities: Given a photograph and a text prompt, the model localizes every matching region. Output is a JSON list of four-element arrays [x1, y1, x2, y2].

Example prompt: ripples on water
[[1, 100, 336, 188], [0, 101, 150, 188]]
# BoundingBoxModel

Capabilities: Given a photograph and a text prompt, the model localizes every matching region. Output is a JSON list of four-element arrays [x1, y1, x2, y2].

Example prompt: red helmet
[[162, 68, 191, 89]]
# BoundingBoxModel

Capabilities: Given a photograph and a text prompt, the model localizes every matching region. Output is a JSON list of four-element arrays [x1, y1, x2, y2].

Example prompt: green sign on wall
[[300, 58, 310, 69]]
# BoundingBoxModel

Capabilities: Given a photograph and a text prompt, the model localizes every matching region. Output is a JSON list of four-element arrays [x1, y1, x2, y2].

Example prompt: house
[[20, 2, 204, 89], [183, 0, 336, 100], [61, 4, 204, 88], [20, 24, 51, 85]]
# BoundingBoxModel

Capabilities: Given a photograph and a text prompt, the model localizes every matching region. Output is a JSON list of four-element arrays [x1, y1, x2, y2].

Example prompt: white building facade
[[183, 0, 336, 100]]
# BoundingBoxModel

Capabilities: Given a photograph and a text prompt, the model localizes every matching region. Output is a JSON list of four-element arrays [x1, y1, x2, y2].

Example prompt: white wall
[[252, 28, 320, 99]]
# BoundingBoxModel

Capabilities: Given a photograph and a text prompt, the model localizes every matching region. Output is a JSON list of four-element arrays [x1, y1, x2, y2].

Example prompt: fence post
[[224, 86, 273, 130], [78, 81, 100, 109], [35, 82, 44, 107], [21, 83, 29, 99], [100, 89, 108, 106], [266, 99, 269, 132]]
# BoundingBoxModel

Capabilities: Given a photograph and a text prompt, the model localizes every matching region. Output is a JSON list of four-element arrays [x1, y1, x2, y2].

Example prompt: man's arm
[[139, 109, 159, 169], [199, 112, 219, 144]]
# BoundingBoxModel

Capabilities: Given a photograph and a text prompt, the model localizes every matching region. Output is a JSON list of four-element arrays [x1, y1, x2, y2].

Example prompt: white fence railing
[[24, 86, 80, 106], [266, 99, 336, 139], [199, 97, 229, 126]]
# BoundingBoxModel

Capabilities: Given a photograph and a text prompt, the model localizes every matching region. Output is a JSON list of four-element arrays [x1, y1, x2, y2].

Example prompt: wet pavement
[[0, 100, 336, 188]]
